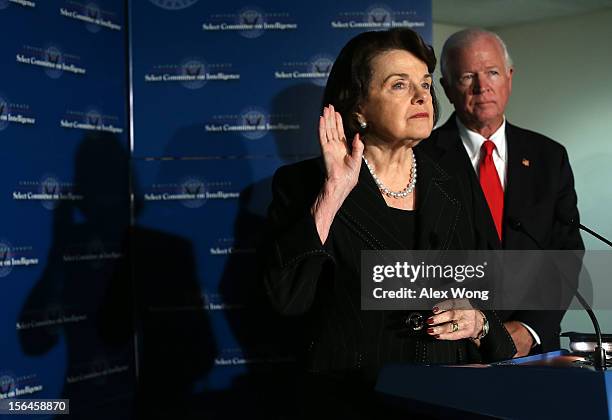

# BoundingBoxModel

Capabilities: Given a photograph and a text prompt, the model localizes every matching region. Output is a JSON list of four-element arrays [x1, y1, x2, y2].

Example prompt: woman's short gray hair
[[440, 28, 513, 83]]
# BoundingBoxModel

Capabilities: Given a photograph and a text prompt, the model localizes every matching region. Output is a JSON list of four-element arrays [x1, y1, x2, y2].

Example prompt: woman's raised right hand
[[318, 104, 364, 200], [310, 105, 364, 244]]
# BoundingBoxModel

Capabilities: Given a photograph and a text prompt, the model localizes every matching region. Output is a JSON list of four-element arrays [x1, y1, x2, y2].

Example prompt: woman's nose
[[412, 84, 428, 105]]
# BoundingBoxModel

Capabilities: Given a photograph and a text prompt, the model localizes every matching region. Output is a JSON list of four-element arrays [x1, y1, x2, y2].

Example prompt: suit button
[[406, 312, 424, 331]]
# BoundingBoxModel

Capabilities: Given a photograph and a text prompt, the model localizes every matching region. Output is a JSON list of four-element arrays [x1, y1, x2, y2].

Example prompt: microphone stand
[[574, 222, 612, 370], [508, 218, 607, 371]]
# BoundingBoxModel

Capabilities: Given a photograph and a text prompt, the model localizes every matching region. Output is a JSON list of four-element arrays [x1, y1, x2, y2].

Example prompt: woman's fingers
[[319, 105, 360, 180], [351, 133, 364, 160], [335, 111, 346, 143], [428, 299, 479, 340], [427, 310, 456, 326], [435, 320, 469, 340], [434, 298, 472, 313], [426, 309, 481, 340], [328, 106, 347, 143], [318, 116, 328, 145], [325, 105, 336, 142], [320, 105, 350, 143]]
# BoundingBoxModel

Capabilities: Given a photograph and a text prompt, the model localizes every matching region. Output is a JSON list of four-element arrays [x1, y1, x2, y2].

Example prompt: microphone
[[507, 216, 607, 371], [555, 213, 612, 248]]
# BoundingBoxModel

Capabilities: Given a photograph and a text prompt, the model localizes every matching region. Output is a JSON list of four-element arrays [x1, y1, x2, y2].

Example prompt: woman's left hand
[[426, 299, 485, 340]]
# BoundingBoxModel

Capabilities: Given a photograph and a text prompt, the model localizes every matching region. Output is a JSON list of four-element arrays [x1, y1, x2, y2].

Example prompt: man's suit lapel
[[413, 149, 462, 250], [430, 116, 501, 250], [503, 123, 532, 245]]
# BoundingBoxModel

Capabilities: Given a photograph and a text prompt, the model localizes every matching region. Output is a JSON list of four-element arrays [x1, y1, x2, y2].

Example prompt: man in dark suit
[[424, 28, 584, 356]]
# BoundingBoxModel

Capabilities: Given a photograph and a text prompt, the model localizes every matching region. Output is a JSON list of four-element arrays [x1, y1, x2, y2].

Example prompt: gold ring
[[451, 320, 459, 333]]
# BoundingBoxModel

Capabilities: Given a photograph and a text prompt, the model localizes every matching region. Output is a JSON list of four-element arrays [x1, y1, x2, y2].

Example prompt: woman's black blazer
[[262, 148, 516, 375]]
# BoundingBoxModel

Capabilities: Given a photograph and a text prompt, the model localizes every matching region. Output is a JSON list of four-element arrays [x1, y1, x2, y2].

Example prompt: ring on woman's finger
[[451, 320, 459, 333]]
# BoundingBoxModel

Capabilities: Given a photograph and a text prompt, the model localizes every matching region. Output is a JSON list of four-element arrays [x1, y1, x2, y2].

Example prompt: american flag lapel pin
[[522, 158, 530, 167]]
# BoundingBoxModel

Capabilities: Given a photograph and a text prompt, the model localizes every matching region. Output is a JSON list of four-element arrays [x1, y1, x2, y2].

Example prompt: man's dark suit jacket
[[262, 149, 516, 378], [420, 115, 584, 352]]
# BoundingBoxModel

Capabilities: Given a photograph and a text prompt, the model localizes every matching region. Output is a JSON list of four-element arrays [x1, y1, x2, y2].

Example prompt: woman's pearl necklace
[[362, 151, 417, 199]]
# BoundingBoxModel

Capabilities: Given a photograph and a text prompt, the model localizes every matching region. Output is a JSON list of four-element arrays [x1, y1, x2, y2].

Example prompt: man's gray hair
[[440, 28, 513, 82]]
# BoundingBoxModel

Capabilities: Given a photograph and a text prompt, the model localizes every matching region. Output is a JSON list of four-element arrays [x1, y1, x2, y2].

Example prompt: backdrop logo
[[209, 237, 255, 257], [60, 1, 122, 32], [17, 304, 88, 332], [0, 95, 34, 130], [210, 237, 234, 256], [16, 44, 86, 78], [13, 176, 83, 210], [0, 374, 15, 398], [0, 373, 43, 400], [0, 240, 38, 278], [149, 0, 198, 10], [213, 348, 292, 367], [205, 108, 300, 140], [180, 177, 206, 208], [63, 238, 122, 270], [144, 58, 239, 89], [202, 290, 244, 311], [40, 176, 60, 210], [240, 107, 268, 140], [144, 179, 239, 208], [0, 0, 36, 9], [66, 358, 129, 385], [366, 5, 392, 24], [236, 7, 264, 38], [331, 4, 424, 29], [181, 59, 206, 89], [86, 109, 102, 128], [0, 240, 15, 278], [0, 96, 6, 131], [202, 7, 297, 38], [44, 46, 64, 78], [274, 54, 334, 87], [43, 177, 64, 209], [60, 108, 123, 134]]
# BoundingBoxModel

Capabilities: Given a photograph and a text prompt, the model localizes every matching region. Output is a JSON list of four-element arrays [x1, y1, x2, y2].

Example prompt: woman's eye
[[392, 81, 405, 90], [421, 82, 431, 90]]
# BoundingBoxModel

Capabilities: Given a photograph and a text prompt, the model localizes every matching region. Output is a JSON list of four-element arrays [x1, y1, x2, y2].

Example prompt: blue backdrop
[[1, 0, 431, 418], [0, 1, 132, 419]]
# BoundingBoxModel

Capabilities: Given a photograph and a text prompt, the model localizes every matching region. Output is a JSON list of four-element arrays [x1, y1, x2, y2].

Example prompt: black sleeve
[[551, 146, 584, 251], [261, 165, 335, 315], [479, 310, 517, 362]]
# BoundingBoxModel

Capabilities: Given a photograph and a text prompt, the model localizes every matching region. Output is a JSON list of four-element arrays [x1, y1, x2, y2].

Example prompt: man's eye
[[421, 82, 431, 90], [461, 74, 473, 82], [488, 70, 499, 76]]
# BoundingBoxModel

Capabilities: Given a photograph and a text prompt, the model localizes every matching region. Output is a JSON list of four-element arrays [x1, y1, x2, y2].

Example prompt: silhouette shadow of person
[[216, 82, 324, 417], [18, 132, 217, 420]]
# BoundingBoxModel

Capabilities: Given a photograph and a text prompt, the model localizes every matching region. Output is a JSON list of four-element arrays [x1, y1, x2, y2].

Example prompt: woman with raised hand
[[262, 28, 515, 418]]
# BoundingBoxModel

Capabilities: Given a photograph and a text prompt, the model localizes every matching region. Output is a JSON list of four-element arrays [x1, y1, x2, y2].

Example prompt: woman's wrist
[[310, 181, 348, 244]]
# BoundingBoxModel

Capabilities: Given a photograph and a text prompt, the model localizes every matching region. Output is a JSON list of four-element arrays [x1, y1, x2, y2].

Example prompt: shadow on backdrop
[[18, 132, 216, 420], [216, 83, 324, 418]]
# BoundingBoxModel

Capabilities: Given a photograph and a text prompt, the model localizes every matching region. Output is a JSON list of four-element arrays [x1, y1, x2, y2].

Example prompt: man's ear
[[507, 67, 514, 93]]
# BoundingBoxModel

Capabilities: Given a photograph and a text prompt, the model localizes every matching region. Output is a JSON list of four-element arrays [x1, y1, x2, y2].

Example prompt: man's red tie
[[479, 140, 504, 240]]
